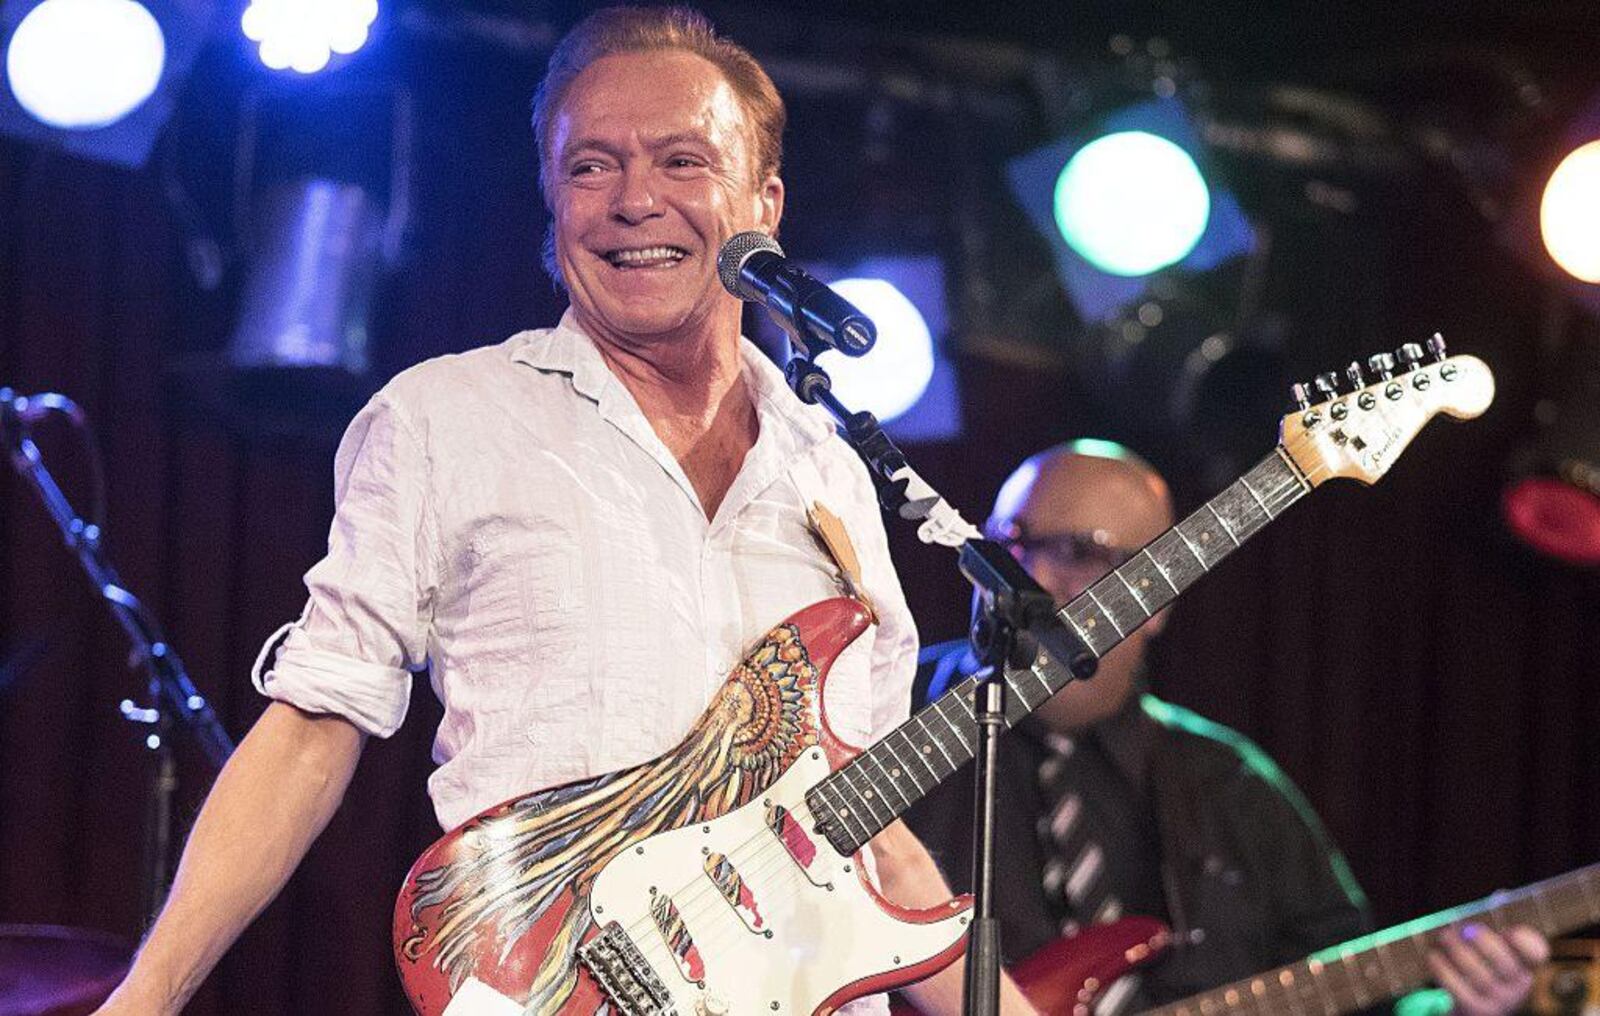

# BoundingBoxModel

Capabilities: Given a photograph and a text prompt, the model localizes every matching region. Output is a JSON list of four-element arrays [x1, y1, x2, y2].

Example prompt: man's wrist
[[107, 950, 195, 1016]]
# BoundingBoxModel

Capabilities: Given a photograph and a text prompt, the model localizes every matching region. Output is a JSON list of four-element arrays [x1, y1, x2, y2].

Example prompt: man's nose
[[612, 163, 661, 223]]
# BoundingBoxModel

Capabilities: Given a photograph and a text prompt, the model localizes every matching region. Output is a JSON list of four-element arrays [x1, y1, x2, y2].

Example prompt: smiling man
[[96, 8, 1029, 1016]]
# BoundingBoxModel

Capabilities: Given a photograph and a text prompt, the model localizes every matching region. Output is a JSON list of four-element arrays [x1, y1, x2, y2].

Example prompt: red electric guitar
[[393, 348, 1495, 1015], [890, 862, 1600, 1015]]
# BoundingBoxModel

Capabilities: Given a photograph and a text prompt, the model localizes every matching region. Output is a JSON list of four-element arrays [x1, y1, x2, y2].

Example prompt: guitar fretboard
[[806, 448, 1312, 856], [1142, 863, 1600, 1016]]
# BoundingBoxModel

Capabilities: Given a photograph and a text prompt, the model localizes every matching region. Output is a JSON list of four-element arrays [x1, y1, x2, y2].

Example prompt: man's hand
[[1426, 923, 1549, 1016]]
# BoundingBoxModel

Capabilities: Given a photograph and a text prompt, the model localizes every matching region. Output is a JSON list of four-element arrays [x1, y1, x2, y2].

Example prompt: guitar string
[[612, 458, 1327, 978], [606, 457, 1327, 976], [1151, 873, 1600, 1016], [605, 457, 1329, 978], [612, 383, 1486, 988]]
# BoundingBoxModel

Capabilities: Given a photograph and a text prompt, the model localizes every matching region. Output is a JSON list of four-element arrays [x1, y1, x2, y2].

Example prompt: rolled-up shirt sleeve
[[252, 392, 437, 737]]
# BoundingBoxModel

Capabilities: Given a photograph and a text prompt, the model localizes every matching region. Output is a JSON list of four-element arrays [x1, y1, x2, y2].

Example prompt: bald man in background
[[901, 441, 1547, 1015]]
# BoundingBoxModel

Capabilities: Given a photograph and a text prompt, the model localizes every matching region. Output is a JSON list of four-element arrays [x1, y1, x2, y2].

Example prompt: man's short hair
[[530, 5, 786, 204]]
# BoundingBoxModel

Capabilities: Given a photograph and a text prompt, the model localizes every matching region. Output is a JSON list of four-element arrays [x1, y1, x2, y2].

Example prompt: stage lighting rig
[[0, 0, 214, 166], [749, 254, 959, 441], [1502, 318, 1600, 568], [241, 0, 378, 75], [1004, 38, 1254, 326], [1539, 139, 1600, 285]]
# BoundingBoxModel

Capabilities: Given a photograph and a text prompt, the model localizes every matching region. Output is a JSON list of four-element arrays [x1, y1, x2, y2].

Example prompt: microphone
[[717, 231, 876, 357], [0, 389, 84, 426]]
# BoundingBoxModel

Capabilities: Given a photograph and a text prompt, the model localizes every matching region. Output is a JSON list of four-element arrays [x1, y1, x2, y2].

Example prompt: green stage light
[[1052, 130, 1211, 277]]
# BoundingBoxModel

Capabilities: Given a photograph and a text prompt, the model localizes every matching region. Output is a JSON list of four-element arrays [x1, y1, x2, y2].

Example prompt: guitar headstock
[[1280, 336, 1495, 488]]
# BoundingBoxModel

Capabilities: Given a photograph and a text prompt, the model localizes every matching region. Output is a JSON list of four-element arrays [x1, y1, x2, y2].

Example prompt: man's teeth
[[607, 246, 687, 266]]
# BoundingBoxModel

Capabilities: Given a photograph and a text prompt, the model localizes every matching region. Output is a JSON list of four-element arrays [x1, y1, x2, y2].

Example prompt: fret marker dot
[[837, 809, 849, 817], [890, 768, 901, 777], [922, 745, 932, 754], [1140, 578, 1150, 588], [1085, 619, 1096, 628], [1201, 532, 1212, 543], [864, 789, 874, 799]]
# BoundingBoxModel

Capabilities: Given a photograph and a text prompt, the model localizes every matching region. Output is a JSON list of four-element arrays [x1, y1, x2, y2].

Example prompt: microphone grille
[[717, 231, 783, 297]]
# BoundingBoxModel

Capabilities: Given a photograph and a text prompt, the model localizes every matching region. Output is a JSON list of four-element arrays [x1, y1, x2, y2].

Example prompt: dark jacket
[[902, 640, 1373, 1006]]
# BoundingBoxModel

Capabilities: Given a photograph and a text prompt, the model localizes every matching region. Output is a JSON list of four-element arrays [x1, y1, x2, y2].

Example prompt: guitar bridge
[[578, 921, 678, 1016]]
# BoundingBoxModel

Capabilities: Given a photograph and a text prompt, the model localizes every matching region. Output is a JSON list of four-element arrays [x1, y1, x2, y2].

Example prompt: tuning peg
[[1291, 382, 1312, 411], [1345, 361, 1365, 389], [1427, 333, 1447, 362], [1313, 372, 1340, 402], [1367, 352, 1396, 381], [1396, 342, 1425, 371]]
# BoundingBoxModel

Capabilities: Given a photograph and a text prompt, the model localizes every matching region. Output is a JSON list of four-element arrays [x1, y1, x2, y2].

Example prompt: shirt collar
[[509, 307, 837, 452], [509, 308, 615, 403]]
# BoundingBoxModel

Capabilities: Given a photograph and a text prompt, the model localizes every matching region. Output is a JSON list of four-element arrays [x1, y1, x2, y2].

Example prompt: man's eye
[[667, 155, 705, 169], [570, 162, 606, 176]]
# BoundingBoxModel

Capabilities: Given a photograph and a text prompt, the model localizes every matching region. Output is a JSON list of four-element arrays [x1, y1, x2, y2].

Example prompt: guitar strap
[[786, 453, 878, 622]]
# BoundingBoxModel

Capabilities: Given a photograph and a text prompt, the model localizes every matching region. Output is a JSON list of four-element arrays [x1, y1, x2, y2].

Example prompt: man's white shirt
[[253, 311, 919, 1011]]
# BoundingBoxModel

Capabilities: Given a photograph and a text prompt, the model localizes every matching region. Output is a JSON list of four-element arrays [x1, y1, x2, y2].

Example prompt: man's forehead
[[1002, 454, 1171, 533], [552, 50, 749, 149]]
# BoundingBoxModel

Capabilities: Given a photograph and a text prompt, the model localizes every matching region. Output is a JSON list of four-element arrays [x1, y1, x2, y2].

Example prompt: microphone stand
[[1, 389, 234, 925], [782, 356, 1097, 1016]]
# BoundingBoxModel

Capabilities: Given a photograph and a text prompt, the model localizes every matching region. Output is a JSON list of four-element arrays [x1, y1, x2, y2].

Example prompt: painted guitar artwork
[[891, 862, 1600, 1015], [393, 344, 1495, 1015]]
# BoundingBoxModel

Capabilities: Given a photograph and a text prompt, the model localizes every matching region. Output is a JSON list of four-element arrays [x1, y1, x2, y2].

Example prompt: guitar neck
[[1143, 863, 1600, 1016], [808, 449, 1312, 855]]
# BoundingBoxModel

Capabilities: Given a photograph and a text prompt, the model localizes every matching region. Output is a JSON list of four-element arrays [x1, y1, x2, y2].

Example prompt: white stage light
[[814, 278, 935, 425], [6, 0, 166, 129], [242, 0, 378, 75]]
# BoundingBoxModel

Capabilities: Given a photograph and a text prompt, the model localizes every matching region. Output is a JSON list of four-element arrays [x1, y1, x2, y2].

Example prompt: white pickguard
[[588, 748, 971, 1015]]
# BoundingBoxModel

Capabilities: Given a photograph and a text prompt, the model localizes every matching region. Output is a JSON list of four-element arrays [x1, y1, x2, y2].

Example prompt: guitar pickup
[[704, 851, 766, 933], [766, 802, 833, 888], [650, 892, 705, 985]]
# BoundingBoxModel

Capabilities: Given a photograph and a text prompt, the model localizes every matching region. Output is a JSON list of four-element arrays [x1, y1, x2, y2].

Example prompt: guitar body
[[393, 351, 1501, 1014], [887, 918, 1171, 1015], [394, 598, 974, 1015], [1006, 919, 1171, 1014]]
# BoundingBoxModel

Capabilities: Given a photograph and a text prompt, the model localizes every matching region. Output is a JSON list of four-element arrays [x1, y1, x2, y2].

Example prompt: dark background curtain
[[2, 2, 1597, 1012]]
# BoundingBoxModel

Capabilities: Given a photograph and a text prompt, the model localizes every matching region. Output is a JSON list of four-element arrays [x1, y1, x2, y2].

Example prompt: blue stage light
[[1053, 131, 1211, 277], [814, 278, 935, 425], [1006, 98, 1253, 323], [242, 0, 377, 75], [5, 0, 166, 129]]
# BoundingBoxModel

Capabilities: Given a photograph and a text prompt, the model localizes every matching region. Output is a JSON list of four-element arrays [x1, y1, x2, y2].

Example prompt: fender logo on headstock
[[1280, 336, 1495, 489]]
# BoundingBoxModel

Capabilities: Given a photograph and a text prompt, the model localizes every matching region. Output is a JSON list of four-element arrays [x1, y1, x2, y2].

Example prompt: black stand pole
[[1, 389, 234, 925], [782, 356, 1096, 1015]]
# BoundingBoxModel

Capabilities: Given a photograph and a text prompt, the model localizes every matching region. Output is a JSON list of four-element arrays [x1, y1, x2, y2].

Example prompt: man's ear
[[757, 174, 784, 236]]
